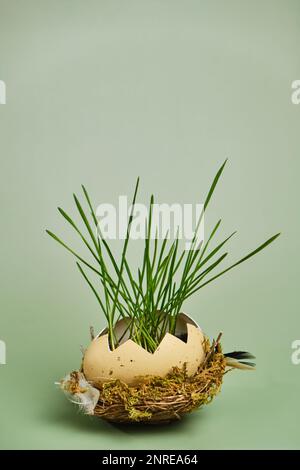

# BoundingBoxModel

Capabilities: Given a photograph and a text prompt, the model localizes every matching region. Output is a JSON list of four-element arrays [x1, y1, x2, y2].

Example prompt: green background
[[0, 0, 299, 450]]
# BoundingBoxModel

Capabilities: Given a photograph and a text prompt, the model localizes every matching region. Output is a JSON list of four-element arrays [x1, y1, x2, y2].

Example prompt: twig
[[201, 332, 223, 370], [90, 326, 95, 340]]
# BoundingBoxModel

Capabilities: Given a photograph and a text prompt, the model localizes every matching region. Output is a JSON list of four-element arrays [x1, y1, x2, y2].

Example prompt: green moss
[[92, 346, 226, 423]]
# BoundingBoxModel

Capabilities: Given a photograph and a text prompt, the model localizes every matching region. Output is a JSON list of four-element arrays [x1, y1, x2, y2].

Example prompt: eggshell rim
[[91, 322, 204, 357]]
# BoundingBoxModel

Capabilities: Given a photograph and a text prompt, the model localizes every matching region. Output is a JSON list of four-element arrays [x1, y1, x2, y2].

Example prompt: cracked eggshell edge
[[83, 323, 205, 386]]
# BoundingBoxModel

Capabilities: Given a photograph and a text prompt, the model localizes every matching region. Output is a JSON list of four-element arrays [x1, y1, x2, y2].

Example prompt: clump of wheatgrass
[[47, 161, 279, 352]]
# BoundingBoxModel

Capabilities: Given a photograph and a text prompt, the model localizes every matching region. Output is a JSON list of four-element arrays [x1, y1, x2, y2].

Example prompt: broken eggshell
[[83, 313, 205, 386]]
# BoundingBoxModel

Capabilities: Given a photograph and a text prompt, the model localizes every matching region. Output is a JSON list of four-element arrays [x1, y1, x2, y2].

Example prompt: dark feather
[[224, 350, 256, 360]]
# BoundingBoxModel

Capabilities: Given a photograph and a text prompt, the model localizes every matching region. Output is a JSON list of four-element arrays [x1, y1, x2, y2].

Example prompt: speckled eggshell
[[83, 323, 205, 386]]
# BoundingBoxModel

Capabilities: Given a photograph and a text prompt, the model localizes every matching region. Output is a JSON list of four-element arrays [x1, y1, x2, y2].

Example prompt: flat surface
[[0, 0, 299, 449]]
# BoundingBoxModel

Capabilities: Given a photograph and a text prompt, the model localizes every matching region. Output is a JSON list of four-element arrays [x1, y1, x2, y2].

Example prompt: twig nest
[[83, 314, 206, 386], [61, 340, 226, 423]]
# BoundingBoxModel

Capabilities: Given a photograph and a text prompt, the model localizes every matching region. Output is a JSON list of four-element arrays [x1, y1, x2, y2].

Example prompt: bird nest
[[95, 342, 226, 424], [61, 338, 227, 424]]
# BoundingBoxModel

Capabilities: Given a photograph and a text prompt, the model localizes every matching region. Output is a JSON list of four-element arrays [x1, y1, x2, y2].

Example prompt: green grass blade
[[191, 233, 281, 293], [46, 230, 101, 276], [57, 207, 100, 264], [76, 262, 107, 319]]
